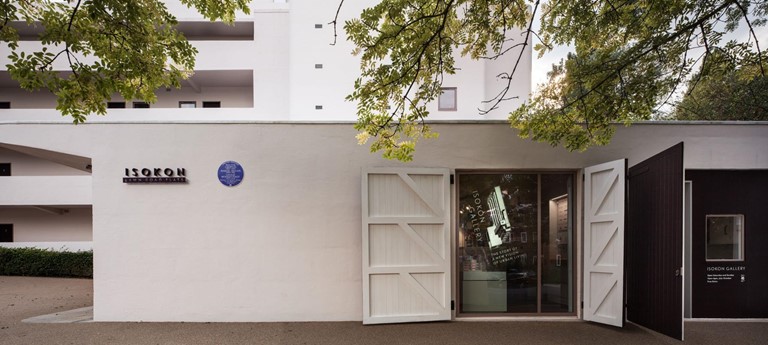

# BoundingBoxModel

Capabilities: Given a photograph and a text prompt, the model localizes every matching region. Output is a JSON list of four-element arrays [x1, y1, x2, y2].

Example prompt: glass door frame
[[454, 169, 578, 317]]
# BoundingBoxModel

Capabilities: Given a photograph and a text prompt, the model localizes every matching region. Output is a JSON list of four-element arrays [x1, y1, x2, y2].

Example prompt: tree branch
[[732, 0, 765, 76], [329, 0, 345, 46], [479, 0, 539, 115]]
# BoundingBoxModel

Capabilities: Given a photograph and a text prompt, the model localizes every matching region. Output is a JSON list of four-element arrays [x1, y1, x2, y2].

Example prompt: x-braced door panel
[[583, 159, 626, 327], [362, 168, 451, 324]]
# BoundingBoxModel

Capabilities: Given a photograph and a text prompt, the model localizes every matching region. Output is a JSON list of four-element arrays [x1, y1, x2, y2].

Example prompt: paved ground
[[1, 276, 767, 344]]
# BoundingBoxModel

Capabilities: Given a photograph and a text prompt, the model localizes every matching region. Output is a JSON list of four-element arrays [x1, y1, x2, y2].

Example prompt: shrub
[[0, 247, 92, 278]]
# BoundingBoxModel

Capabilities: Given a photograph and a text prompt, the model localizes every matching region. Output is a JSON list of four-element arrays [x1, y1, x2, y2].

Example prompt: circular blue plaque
[[218, 161, 244, 187]]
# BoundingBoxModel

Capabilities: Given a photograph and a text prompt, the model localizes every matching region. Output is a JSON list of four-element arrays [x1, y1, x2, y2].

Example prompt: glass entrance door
[[457, 171, 574, 315]]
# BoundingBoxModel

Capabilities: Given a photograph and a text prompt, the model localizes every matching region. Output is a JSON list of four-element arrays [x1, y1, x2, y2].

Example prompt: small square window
[[314, 24, 323, 29], [438, 87, 457, 111], [315, 64, 323, 69], [0, 101, 10, 109], [0, 163, 10, 176], [133, 102, 150, 109], [179, 101, 197, 108], [202, 101, 221, 108], [107, 102, 126, 109], [706, 215, 744, 261], [315, 105, 323, 110]]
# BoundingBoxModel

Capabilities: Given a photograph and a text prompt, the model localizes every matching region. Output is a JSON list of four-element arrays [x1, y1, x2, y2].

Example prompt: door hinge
[[451, 300, 455, 310], [450, 174, 454, 185]]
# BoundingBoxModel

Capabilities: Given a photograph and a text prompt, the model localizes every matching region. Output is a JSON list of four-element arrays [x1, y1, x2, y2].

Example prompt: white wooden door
[[362, 168, 451, 324], [583, 159, 626, 327]]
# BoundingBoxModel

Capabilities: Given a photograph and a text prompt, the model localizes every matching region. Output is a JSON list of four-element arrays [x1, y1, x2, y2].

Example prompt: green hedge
[[0, 247, 92, 278]]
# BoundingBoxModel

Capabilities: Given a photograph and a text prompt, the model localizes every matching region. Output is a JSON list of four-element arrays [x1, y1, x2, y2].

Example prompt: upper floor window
[[438, 87, 457, 111], [0, 102, 10, 109], [107, 102, 126, 109], [179, 101, 197, 108]]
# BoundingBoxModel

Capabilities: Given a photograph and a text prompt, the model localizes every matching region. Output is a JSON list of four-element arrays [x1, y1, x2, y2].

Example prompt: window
[[0, 224, 12, 242], [706, 215, 744, 261], [0, 101, 10, 109], [107, 102, 126, 109], [202, 101, 221, 108], [457, 171, 575, 315], [133, 102, 150, 109], [179, 101, 197, 108], [438, 87, 457, 111], [0, 163, 10, 176]]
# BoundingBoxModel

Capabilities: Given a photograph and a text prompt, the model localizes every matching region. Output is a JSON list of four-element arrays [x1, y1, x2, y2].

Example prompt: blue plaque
[[218, 161, 244, 187]]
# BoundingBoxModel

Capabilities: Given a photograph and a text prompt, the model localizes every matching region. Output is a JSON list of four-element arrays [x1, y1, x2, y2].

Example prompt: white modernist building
[[0, 0, 532, 251], [1, 1, 767, 341]]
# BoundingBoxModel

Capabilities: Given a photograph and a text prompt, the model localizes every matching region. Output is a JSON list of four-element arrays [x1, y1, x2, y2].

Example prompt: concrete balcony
[[0, 41, 266, 72], [252, 0, 290, 13], [0, 108, 294, 123], [192, 41, 263, 70], [0, 176, 92, 206], [163, 0, 267, 20]]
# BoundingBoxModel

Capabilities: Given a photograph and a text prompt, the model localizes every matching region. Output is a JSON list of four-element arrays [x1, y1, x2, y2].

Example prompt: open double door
[[361, 143, 685, 341], [584, 143, 685, 340]]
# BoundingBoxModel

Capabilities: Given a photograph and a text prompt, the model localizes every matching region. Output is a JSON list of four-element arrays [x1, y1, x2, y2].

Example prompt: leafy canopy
[[343, 0, 768, 161], [672, 49, 767, 121], [0, 0, 249, 123]]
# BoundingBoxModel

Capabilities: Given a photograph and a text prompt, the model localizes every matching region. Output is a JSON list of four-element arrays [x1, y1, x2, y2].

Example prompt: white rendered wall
[[0, 207, 92, 242], [286, 0, 533, 121], [250, 11, 290, 119], [0, 122, 765, 322], [287, 0, 364, 120], [482, 33, 533, 119]]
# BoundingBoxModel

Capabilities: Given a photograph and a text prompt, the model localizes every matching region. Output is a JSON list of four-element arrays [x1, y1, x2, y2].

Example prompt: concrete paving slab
[[2, 276, 768, 345], [21, 306, 93, 324]]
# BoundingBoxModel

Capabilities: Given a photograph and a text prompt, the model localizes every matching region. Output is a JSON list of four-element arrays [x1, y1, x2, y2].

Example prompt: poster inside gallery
[[457, 172, 574, 314]]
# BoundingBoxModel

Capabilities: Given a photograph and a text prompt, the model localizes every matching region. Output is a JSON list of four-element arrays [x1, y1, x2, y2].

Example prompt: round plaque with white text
[[218, 161, 244, 187]]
